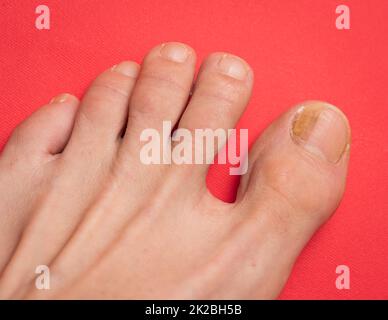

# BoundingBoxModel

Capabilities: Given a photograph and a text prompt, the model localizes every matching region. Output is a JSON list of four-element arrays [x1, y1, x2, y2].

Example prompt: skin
[[0, 42, 350, 299]]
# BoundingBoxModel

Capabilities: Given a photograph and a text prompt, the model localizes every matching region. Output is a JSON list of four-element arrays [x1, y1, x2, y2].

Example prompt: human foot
[[0, 42, 350, 299]]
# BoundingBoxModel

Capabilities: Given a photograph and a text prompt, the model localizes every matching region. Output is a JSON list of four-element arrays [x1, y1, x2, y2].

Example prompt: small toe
[[4, 93, 79, 159], [67, 61, 139, 152]]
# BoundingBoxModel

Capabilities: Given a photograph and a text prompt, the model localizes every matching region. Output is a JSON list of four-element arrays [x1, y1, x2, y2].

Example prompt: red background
[[1, 0, 387, 299]]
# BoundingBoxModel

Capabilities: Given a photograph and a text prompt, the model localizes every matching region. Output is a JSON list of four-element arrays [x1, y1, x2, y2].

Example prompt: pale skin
[[0, 42, 350, 299]]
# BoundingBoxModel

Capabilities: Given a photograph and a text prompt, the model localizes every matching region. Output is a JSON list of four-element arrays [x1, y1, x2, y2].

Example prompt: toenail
[[111, 61, 139, 78], [291, 102, 350, 163], [217, 54, 248, 80], [160, 43, 189, 63], [50, 93, 71, 104]]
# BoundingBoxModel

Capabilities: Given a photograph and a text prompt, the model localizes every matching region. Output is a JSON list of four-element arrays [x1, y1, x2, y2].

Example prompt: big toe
[[229, 101, 351, 298]]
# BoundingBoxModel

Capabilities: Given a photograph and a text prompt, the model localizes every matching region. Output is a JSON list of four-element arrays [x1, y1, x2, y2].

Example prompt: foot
[[0, 42, 350, 299]]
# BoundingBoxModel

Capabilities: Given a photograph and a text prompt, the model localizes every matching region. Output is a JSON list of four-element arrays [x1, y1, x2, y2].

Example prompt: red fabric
[[1, 0, 387, 299]]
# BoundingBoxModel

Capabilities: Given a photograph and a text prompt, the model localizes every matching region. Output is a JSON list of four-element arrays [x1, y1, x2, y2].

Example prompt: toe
[[67, 61, 139, 151], [0, 94, 78, 273], [122, 42, 196, 152], [3, 93, 79, 159], [238, 101, 350, 216], [228, 101, 351, 298], [175, 53, 253, 175]]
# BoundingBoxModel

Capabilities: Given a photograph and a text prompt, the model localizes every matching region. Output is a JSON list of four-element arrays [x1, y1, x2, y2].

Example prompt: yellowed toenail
[[291, 102, 350, 163]]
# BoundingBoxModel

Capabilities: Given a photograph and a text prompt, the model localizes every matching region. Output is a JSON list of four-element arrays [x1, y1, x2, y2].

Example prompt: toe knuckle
[[90, 80, 131, 101], [198, 76, 248, 106], [260, 157, 335, 220], [130, 90, 164, 118], [140, 71, 188, 94]]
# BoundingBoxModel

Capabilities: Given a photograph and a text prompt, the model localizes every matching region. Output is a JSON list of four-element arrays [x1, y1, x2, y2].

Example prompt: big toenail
[[111, 61, 139, 77], [50, 93, 70, 104], [291, 102, 350, 163], [217, 54, 248, 80], [160, 43, 189, 63]]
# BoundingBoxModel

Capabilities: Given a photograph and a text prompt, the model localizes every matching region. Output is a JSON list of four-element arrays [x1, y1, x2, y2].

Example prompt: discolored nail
[[291, 102, 350, 163], [111, 61, 139, 78], [160, 43, 189, 63], [217, 54, 248, 80]]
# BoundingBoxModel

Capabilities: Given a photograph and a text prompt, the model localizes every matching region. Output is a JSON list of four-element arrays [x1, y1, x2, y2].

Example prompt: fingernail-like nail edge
[[217, 54, 248, 80], [111, 62, 139, 77], [160, 43, 189, 63], [50, 93, 70, 104]]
